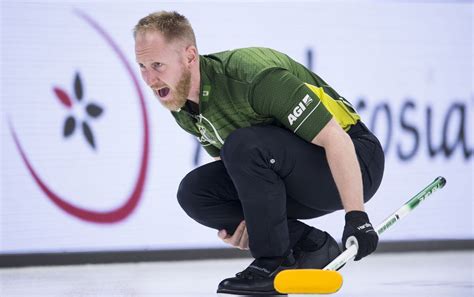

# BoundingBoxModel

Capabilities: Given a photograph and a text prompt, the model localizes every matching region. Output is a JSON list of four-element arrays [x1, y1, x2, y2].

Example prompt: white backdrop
[[1, 0, 472, 254]]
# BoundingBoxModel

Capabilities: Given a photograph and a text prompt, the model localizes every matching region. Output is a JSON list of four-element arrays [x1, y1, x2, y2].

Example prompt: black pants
[[177, 122, 384, 259]]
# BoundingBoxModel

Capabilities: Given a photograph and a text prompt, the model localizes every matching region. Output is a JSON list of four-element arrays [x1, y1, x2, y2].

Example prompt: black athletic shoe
[[293, 230, 342, 270], [217, 254, 297, 295]]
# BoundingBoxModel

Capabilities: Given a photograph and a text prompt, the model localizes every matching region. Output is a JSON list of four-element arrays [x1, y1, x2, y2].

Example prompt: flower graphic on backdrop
[[8, 10, 149, 223], [53, 72, 104, 149]]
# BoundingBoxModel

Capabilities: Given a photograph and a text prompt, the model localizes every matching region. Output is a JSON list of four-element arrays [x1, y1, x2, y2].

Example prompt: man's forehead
[[135, 31, 165, 48], [135, 31, 182, 55]]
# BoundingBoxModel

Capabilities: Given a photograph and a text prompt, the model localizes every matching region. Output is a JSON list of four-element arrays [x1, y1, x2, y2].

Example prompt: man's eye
[[138, 63, 145, 69], [152, 63, 163, 70]]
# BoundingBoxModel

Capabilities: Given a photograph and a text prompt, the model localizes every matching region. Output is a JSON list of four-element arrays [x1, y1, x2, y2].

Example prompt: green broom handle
[[324, 176, 447, 271]]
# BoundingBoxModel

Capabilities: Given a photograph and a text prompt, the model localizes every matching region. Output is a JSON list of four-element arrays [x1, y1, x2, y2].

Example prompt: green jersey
[[171, 47, 360, 157]]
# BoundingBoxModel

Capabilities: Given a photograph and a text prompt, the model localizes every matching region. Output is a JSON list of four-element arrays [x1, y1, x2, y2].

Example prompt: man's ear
[[185, 45, 198, 65]]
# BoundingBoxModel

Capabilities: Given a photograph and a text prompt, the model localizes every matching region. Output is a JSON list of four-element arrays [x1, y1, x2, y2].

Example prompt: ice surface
[[0, 251, 472, 296]]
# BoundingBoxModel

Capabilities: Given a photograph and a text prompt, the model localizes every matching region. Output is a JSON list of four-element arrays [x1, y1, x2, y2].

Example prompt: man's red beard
[[154, 68, 191, 111]]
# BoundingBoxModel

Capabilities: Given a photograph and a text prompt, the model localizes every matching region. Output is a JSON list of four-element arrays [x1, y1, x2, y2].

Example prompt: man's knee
[[176, 169, 201, 217]]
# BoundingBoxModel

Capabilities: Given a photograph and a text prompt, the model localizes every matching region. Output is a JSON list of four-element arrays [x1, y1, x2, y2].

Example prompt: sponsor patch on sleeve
[[287, 94, 320, 131]]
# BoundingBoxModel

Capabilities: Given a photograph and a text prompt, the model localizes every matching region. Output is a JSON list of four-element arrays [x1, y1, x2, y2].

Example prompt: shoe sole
[[217, 289, 286, 296]]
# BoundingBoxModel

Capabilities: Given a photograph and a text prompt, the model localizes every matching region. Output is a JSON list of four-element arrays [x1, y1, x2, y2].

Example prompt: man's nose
[[143, 71, 160, 87]]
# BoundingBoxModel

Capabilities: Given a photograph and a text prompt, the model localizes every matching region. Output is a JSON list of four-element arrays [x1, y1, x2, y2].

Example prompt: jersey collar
[[198, 56, 213, 113]]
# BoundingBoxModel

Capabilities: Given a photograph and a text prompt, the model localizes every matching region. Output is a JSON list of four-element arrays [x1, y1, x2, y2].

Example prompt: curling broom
[[274, 176, 447, 294]]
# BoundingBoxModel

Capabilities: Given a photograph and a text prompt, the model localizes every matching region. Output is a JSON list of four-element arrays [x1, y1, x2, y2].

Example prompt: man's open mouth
[[157, 87, 170, 98]]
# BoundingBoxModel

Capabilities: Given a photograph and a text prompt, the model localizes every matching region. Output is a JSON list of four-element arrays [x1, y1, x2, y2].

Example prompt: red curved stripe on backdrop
[[8, 10, 150, 223]]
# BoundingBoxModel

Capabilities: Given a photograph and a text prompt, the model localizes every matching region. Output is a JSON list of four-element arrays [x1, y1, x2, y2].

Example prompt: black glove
[[342, 211, 378, 261]]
